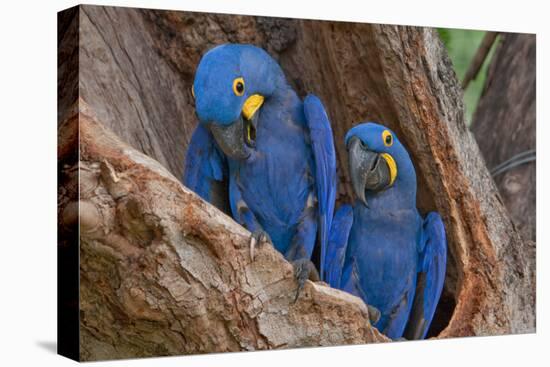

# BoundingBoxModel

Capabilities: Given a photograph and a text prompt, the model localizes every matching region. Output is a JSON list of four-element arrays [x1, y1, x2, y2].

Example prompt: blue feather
[[183, 124, 227, 202], [326, 204, 353, 288], [303, 94, 337, 281], [404, 211, 447, 339]]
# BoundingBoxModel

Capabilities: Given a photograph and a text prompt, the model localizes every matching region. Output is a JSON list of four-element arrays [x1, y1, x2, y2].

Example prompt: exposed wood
[[59, 107, 387, 361], [471, 33, 536, 243], [58, 5, 536, 361]]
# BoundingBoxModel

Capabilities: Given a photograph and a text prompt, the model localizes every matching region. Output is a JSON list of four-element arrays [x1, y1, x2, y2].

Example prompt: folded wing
[[183, 124, 229, 211], [404, 212, 447, 339], [324, 204, 354, 288], [303, 94, 337, 281]]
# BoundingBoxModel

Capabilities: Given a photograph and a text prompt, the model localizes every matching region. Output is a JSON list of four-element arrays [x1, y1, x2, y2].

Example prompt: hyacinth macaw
[[183, 44, 337, 297], [325, 122, 447, 339]]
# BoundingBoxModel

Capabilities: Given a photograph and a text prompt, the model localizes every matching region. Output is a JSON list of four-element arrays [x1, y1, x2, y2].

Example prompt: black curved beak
[[347, 137, 391, 207], [209, 112, 259, 161]]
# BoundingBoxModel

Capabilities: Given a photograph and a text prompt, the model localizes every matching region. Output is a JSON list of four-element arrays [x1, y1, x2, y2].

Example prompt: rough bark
[[471, 33, 536, 243], [59, 105, 387, 361], [58, 4, 535, 361]]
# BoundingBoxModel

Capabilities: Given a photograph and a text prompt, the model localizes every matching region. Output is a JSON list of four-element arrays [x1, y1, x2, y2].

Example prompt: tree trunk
[[471, 33, 536, 243], [58, 5, 535, 361], [59, 106, 387, 361]]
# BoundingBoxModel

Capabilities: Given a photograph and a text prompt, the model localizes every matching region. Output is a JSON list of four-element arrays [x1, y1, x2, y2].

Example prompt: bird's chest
[[349, 208, 420, 296], [234, 110, 313, 221]]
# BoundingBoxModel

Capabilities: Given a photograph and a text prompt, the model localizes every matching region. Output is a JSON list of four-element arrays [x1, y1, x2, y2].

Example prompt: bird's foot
[[367, 304, 381, 324], [249, 229, 272, 261], [292, 259, 320, 303]]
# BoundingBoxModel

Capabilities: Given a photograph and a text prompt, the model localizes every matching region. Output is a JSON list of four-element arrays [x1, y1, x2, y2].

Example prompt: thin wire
[[490, 149, 536, 173], [491, 156, 536, 177], [490, 150, 536, 177]]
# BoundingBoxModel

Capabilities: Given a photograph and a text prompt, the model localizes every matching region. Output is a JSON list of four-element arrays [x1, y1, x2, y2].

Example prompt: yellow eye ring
[[191, 85, 195, 99], [382, 130, 393, 147], [233, 77, 245, 96]]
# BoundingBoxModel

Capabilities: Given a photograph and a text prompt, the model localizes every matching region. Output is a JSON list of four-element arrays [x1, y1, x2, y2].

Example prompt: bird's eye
[[233, 77, 245, 96], [382, 130, 393, 147]]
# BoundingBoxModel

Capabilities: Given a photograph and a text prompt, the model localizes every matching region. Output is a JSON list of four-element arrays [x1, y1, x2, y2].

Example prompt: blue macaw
[[183, 44, 337, 296], [325, 122, 447, 339]]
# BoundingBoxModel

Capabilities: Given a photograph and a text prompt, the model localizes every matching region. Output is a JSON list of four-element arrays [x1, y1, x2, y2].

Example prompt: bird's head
[[192, 44, 285, 160], [345, 122, 416, 207]]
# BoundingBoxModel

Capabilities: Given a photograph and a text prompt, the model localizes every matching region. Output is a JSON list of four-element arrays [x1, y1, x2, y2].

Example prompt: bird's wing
[[303, 94, 337, 282], [404, 212, 447, 340], [183, 124, 229, 208], [325, 204, 354, 288]]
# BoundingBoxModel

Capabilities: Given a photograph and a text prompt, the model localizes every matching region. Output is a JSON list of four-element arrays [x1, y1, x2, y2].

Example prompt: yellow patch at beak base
[[380, 153, 397, 186], [242, 94, 264, 120]]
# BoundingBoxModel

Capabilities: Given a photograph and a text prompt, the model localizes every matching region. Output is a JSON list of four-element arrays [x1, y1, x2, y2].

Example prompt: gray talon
[[249, 229, 272, 261], [249, 235, 257, 261], [292, 259, 319, 303], [367, 304, 381, 324]]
